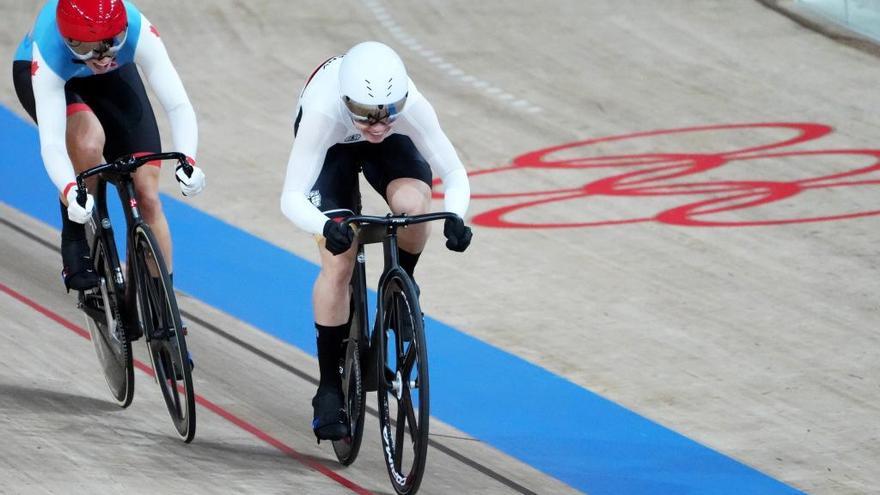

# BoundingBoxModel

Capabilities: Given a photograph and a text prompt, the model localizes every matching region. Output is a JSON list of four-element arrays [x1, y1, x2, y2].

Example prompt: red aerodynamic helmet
[[56, 0, 128, 42]]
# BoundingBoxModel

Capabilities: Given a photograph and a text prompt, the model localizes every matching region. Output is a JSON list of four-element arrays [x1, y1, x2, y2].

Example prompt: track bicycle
[[75, 152, 196, 443], [331, 211, 461, 495]]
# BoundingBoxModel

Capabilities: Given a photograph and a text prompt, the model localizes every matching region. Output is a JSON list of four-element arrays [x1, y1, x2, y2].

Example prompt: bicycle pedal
[[159, 352, 191, 381], [126, 324, 144, 341], [384, 366, 396, 385], [313, 420, 349, 443], [149, 326, 173, 340]]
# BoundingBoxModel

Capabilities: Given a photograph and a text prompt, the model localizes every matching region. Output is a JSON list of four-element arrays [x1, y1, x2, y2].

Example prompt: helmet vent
[[339, 42, 408, 108]]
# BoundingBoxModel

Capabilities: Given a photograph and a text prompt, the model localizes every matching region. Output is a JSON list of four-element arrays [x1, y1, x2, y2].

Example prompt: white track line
[[361, 0, 544, 114]]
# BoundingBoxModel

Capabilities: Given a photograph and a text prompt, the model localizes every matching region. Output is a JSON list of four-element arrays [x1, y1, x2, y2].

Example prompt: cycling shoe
[[312, 387, 349, 443], [61, 237, 99, 292]]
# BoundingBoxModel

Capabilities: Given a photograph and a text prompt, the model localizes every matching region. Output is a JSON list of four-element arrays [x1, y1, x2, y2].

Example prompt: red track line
[[0, 281, 376, 495], [0, 283, 91, 340]]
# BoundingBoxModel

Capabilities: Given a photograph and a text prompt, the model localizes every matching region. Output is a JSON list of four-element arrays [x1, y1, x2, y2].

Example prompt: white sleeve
[[133, 15, 198, 160], [31, 44, 76, 194], [397, 97, 470, 218], [280, 110, 347, 235]]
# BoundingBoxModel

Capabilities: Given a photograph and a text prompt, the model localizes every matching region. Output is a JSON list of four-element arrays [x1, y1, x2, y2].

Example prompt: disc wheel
[[332, 291, 367, 465], [83, 237, 134, 407], [376, 272, 429, 495], [133, 224, 196, 443]]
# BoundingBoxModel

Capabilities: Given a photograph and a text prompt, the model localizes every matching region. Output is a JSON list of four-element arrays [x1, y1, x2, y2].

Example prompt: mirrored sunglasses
[[64, 28, 127, 61]]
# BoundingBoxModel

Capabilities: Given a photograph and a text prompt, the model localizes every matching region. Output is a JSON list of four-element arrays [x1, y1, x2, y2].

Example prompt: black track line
[[0, 214, 539, 495]]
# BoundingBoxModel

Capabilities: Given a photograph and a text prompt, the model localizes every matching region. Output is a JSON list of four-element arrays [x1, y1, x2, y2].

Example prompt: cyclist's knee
[[66, 114, 105, 165], [387, 178, 430, 215], [137, 191, 163, 221], [319, 255, 355, 287], [390, 196, 429, 217], [68, 132, 104, 164]]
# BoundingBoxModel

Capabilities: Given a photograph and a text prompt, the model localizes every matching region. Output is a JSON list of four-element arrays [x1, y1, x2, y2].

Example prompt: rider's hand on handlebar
[[175, 160, 206, 197], [64, 183, 94, 224], [323, 219, 355, 255], [443, 217, 472, 252]]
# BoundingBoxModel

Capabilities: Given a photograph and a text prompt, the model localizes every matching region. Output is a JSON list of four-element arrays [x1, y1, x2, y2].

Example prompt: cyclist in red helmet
[[12, 0, 205, 292]]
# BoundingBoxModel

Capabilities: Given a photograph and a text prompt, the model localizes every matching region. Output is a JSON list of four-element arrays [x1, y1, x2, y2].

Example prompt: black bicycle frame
[[344, 212, 459, 387], [78, 152, 191, 328]]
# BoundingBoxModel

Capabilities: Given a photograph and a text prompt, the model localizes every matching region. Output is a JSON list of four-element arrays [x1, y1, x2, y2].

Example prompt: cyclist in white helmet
[[280, 41, 473, 441]]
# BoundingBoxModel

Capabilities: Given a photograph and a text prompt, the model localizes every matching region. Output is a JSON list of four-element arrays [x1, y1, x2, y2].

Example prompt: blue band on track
[[0, 104, 803, 495]]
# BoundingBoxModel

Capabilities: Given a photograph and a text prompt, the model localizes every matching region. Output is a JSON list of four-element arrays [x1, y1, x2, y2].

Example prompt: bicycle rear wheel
[[132, 224, 196, 443], [332, 291, 367, 465], [377, 272, 429, 495], [81, 236, 134, 407]]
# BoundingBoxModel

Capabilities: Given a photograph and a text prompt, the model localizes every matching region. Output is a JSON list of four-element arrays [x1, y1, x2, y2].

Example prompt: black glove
[[323, 220, 355, 255], [443, 217, 472, 252]]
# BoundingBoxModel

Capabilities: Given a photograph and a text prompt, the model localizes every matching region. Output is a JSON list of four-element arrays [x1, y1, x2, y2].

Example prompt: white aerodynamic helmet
[[339, 41, 408, 124]]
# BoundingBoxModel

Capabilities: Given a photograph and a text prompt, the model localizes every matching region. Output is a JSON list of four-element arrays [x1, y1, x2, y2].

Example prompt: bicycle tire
[[332, 291, 368, 465], [132, 224, 196, 443], [376, 271, 429, 495], [82, 236, 134, 407]]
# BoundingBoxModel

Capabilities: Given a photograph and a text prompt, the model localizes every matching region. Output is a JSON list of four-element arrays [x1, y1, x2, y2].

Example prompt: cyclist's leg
[[386, 178, 432, 271], [75, 65, 170, 271], [311, 143, 362, 325], [310, 143, 362, 440], [13, 60, 101, 289], [59, 108, 105, 289], [132, 164, 172, 271], [312, 243, 356, 441], [66, 109, 106, 178], [363, 134, 433, 280], [314, 241, 356, 325]]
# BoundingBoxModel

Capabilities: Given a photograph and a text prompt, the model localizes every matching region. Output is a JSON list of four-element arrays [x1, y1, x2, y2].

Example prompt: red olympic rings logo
[[434, 123, 880, 228]]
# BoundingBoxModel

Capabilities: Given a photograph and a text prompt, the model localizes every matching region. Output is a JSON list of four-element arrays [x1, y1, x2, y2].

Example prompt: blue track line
[[0, 104, 804, 494]]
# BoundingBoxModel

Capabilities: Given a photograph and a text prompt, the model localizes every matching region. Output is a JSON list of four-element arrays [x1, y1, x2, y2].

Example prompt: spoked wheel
[[81, 237, 134, 407], [377, 272, 429, 495], [332, 292, 367, 465], [132, 224, 196, 443]]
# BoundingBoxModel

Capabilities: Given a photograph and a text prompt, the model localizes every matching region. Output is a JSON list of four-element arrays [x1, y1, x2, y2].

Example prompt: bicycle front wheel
[[377, 271, 429, 495], [82, 236, 134, 407], [132, 224, 196, 443]]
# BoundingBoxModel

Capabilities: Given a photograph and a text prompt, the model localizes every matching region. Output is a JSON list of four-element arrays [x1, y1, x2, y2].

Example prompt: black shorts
[[310, 134, 433, 217], [12, 61, 161, 163]]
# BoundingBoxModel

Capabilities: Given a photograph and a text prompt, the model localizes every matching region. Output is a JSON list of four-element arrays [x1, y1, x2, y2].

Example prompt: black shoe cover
[[312, 387, 349, 442], [61, 237, 99, 291]]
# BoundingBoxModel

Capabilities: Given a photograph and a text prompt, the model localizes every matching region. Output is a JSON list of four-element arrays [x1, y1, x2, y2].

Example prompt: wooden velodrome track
[[1, 1, 878, 493]]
